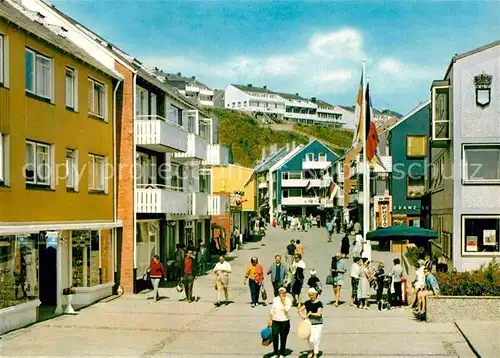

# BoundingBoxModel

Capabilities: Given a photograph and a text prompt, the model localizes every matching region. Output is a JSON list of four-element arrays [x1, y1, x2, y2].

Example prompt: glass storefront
[[0, 234, 39, 309]]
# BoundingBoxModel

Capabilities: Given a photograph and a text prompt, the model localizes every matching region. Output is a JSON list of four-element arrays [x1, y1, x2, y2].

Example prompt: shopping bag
[[326, 274, 335, 285], [261, 286, 268, 301], [261, 326, 272, 346], [297, 318, 311, 339]]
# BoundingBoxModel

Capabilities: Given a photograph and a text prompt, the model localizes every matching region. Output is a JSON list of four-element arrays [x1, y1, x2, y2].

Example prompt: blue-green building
[[388, 100, 431, 227]]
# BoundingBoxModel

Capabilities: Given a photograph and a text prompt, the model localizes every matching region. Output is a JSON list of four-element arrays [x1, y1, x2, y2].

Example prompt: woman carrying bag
[[298, 288, 324, 358], [244, 257, 264, 307], [267, 287, 292, 358]]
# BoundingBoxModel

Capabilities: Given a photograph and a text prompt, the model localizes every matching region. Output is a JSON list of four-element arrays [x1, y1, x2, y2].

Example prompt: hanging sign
[[378, 202, 391, 227], [45, 231, 59, 249]]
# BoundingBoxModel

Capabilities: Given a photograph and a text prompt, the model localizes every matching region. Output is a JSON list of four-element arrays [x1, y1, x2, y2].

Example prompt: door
[[178, 220, 185, 246], [38, 234, 57, 306]]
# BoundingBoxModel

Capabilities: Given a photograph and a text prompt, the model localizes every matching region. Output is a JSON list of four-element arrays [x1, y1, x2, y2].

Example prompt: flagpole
[[361, 61, 370, 256]]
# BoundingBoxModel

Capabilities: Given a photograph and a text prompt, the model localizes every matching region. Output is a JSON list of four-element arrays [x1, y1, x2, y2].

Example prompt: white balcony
[[281, 179, 328, 187], [281, 197, 320, 206], [199, 88, 214, 96], [258, 181, 268, 189], [204, 144, 230, 166], [284, 112, 318, 121], [189, 192, 209, 216], [135, 115, 188, 153], [208, 195, 229, 215], [136, 185, 189, 215], [174, 133, 208, 161], [302, 160, 332, 170], [199, 100, 214, 107], [185, 85, 200, 93]]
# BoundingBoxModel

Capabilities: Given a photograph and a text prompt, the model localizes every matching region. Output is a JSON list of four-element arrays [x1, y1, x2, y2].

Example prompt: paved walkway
[[0, 227, 476, 357]]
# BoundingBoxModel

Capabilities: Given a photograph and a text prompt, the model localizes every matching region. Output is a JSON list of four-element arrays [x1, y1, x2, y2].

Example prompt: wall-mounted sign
[[45, 231, 59, 249], [378, 202, 391, 227], [474, 73, 492, 107], [393, 205, 428, 211]]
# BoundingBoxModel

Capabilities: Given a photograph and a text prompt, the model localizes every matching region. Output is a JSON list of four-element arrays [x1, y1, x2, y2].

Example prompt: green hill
[[292, 123, 353, 150], [207, 108, 308, 167]]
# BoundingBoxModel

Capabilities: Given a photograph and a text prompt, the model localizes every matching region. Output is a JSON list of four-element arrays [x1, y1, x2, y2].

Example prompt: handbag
[[261, 286, 267, 301], [297, 318, 311, 339], [326, 274, 335, 285]]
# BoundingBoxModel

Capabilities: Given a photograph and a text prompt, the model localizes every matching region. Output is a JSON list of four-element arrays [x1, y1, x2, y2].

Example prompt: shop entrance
[[38, 235, 57, 306]]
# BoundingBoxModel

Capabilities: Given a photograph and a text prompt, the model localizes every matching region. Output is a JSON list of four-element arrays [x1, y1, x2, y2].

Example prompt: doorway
[[38, 234, 57, 306]]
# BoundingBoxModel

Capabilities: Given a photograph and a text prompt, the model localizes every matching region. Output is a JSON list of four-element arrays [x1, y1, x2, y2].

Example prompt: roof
[[274, 92, 308, 101], [387, 100, 431, 132], [270, 145, 305, 172], [254, 147, 289, 172], [152, 69, 212, 90], [316, 99, 335, 108], [0, 1, 121, 80], [274, 140, 339, 171], [444, 39, 500, 79], [233, 84, 275, 95]]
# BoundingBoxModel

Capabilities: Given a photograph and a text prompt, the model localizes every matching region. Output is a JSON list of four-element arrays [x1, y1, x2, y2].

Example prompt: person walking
[[231, 226, 240, 251], [389, 258, 404, 307], [147, 255, 165, 303], [357, 258, 372, 309], [295, 239, 304, 257], [181, 250, 197, 303], [291, 253, 306, 306], [352, 232, 363, 257], [244, 257, 264, 307], [341, 233, 350, 257], [350, 257, 361, 306], [267, 255, 287, 297], [174, 244, 185, 281], [268, 287, 292, 358], [213, 256, 232, 306], [196, 242, 208, 276], [307, 269, 322, 295], [259, 218, 266, 246], [286, 239, 296, 265], [375, 262, 386, 306], [325, 219, 334, 242], [331, 253, 346, 307], [298, 288, 324, 358]]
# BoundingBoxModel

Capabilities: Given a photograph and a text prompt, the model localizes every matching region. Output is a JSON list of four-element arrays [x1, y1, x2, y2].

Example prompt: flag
[[329, 183, 338, 201], [351, 69, 364, 148], [305, 180, 312, 192], [365, 83, 379, 161]]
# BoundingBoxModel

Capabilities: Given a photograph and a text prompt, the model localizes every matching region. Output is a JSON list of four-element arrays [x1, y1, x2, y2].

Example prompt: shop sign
[[393, 205, 429, 211], [379, 203, 391, 227], [466, 236, 478, 252], [45, 231, 59, 249]]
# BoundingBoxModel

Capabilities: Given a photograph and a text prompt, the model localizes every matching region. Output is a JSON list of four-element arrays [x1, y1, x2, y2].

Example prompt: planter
[[63, 294, 76, 314], [426, 296, 500, 322], [72, 282, 114, 309], [0, 299, 41, 335]]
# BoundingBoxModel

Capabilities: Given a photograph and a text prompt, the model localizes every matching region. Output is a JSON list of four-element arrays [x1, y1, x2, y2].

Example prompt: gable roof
[[270, 145, 305, 172], [274, 140, 339, 171], [152, 69, 212, 90], [254, 147, 289, 173], [387, 100, 430, 132], [316, 99, 335, 108], [0, 1, 121, 80], [444, 39, 500, 79], [274, 92, 308, 101], [233, 84, 275, 95]]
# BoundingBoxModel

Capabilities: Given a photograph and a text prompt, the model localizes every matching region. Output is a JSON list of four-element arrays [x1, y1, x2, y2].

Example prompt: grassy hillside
[[293, 124, 353, 150], [208, 108, 308, 167]]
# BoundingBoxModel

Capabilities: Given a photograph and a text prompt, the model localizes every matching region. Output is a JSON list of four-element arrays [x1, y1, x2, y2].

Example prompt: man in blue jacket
[[267, 255, 288, 297]]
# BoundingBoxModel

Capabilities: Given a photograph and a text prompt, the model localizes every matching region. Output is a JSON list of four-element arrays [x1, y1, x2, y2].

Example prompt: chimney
[[311, 97, 316, 103], [292, 141, 296, 149], [295, 93, 299, 96], [177, 72, 181, 76], [286, 143, 290, 151], [263, 85, 267, 89], [191, 76, 196, 80], [261, 147, 266, 161], [247, 84, 253, 87]]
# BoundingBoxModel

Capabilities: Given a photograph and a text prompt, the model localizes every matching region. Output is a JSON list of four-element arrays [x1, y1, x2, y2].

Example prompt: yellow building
[[211, 164, 256, 245], [0, 3, 122, 334]]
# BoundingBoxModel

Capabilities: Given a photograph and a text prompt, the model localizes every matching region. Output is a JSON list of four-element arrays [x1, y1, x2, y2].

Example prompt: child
[[307, 269, 322, 295]]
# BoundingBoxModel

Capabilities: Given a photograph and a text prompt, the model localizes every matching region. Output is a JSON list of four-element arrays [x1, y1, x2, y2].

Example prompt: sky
[[53, 0, 500, 114]]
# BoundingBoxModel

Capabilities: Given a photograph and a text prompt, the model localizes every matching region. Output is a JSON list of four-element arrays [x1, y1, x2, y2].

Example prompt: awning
[[366, 226, 438, 241], [0, 221, 123, 235]]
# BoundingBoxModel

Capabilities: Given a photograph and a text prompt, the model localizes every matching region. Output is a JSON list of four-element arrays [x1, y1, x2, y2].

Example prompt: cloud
[[308, 28, 364, 59]]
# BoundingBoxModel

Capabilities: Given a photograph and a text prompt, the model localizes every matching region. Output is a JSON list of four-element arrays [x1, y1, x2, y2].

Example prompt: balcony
[[281, 179, 328, 187], [135, 185, 189, 215], [302, 160, 332, 170], [204, 144, 230, 166], [135, 115, 188, 153], [284, 112, 318, 121], [208, 195, 229, 215], [189, 192, 209, 216], [185, 85, 200, 93], [174, 133, 208, 161], [281, 197, 320, 206], [199, 100, 214, 107], [199, 88, 214, 96]]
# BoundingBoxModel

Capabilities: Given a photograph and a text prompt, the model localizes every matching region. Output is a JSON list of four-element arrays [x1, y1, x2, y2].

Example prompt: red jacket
[[149, 261, 165, 278]]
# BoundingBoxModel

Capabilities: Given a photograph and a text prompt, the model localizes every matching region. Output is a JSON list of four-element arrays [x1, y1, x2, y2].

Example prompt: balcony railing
[[208, 195, 229, 215], [281, 178, 329, 187], [135, 115, 188, 153], [135, 184, 189, 214], [173, 133, 208, 161], [204, 144, 230, 166], [189, 192, 209, 216], [302, 160, 332, 170], [281, 196, 320, 206]]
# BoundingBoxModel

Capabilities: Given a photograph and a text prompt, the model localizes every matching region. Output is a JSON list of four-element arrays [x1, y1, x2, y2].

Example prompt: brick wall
[[115, 61, 135, 293]]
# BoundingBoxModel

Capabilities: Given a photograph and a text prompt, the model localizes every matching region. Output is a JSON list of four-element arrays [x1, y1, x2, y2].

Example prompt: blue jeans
[[249, 279, 260, 305]]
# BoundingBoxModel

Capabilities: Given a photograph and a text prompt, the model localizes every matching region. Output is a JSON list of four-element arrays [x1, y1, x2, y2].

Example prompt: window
[[0, 133, 5, 184], [289, 172, 301, 179], [305, 153, 314, 161], [407, 175, 425, 198], [199, 170, 211, 193], [407, 136, 427, 157], [462, 216, 500, 254], [88, 154, 105, 191], [431, 155, 445, 191], [88, 78, 105, 118], [463, 145, 500, 184], [0, 35, 4, 85], [136, 86, 148, 116], [65, 68, 76, 109], [169, 163, 183, 190], [136, 152, 157, 186], [432, 86, 450, 140], [318, 153, 327, 162], [25, 141, 50, 186], [66, 149, 77, 190], [168, 104, 182, 126], [25, 48, 52, 99]]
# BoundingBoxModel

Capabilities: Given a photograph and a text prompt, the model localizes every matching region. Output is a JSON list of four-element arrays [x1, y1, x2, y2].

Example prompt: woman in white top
[[268, 287, 292, 358], [213, 256, 232, 306]]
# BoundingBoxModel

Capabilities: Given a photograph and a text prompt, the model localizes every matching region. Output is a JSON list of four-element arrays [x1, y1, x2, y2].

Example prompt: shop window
[[136, 221, 159, 276], [88, 78, 106, 119], [25, 140, 51, 186], [25, 48, 52, 100], [463, 145, 500, 184], [72, 230, 99, 287], [406, 135, 427, 158], [0, 234, 39, 309], [407, 175, 425, 198], [462, 216, 500, 254]]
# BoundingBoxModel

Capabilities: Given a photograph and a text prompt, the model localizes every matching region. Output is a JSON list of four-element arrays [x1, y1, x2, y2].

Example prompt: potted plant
[[62, 287, 76, 314]]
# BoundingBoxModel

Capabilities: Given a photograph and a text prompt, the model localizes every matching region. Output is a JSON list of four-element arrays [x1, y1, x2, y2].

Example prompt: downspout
[[132, 72, 138, 274], [112, 78, 122, 283]]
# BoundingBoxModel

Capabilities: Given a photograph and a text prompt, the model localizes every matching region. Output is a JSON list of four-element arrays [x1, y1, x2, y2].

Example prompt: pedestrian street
[[0, 227, 475, 357]]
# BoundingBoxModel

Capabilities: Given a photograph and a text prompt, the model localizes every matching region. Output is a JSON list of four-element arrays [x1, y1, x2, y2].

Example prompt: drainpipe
[[133, 72, 138, 274], [112, 78, 122, 282]]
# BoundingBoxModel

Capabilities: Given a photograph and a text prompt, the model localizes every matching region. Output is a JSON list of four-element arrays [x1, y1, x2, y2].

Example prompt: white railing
[[208, 195, 229, 215], [199, 88, 214, 96], [185, 85, 200, 93], [302, 160, 332, 170], [198, 100, 214, 107], [189, 192, 209, 216], [281, 179, 327, 187], [204, 144, 230, 166], [135, 115, 188, 153], [281, 197, 320, 206], [284, 112, 318, 120], [135, 184, 190, 214], [174, 133, 208, 161]]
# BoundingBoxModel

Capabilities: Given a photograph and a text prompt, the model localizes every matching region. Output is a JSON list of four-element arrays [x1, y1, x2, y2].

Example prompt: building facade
[[388, 100, 431, 228], [0, 2, 121, 334], [429, 41, 500, 271], [152, 71, 215, 107]]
